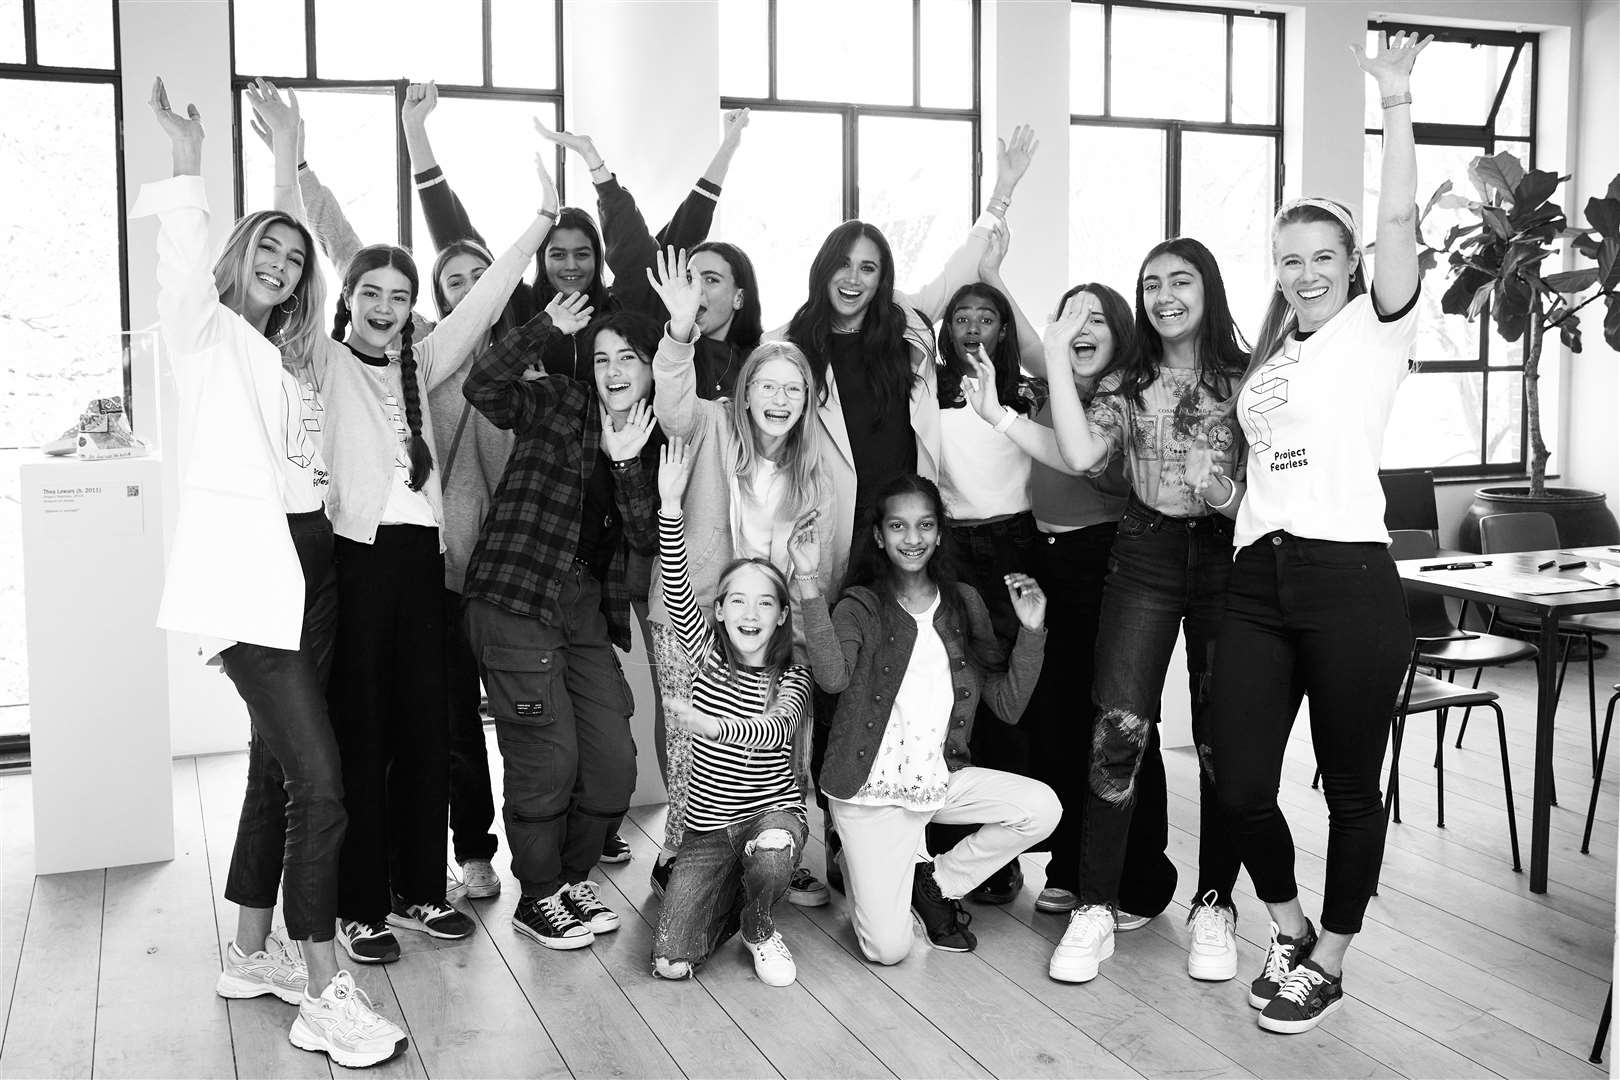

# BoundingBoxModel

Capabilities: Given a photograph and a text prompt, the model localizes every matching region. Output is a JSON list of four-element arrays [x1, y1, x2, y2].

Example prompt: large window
[[1366, 22, 1537, 475], [718, 0, 980, 328], [231, 0, 564, 313], [1, 0, 127, 740], [1069, 0, 1283, 333]]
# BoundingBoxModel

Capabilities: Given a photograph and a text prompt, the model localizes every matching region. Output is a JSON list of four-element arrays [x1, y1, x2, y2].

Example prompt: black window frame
[[1367, 19, 1539, 478]]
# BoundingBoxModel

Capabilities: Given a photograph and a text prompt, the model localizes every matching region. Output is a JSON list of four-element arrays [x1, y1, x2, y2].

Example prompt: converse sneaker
[[562, 880, 621, 934], [650, 855, 674, 898], [1186, 891, 1238, 981], [1250, 920, 1318, 1009], [1036, 887, 1078, 914], [337, 919, 400, 965], [653, 956, 693, 980], [1115, 909, 1152, 932], [1049, 904, 1115, 983], [1258, 958, 1343, 1034], [289, 970, 408, 1069], [786, 867, 830, 908], [744, 931, 797, 987], [600, 832, 632, 864], [460, 858, 501, 900], [216, 931, 307, 1005], [911, 862, 976, 952], [387, 895, 475, 940], [513, 890, 594, 950]]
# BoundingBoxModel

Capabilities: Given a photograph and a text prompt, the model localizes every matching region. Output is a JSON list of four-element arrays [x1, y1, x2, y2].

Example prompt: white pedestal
[[21, 454, 174, 873]]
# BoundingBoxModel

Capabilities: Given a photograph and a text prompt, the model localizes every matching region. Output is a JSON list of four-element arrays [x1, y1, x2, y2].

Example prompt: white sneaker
[[745, 931, 797, 987], [1115, 910, 1152, 932], [653, 956, 693, 980], [461, 858, 501, 899], [1186, 891, 1238, 981], [446, 865, 468, 903], [289, 970, 407, 1068], [216, 931, 307, 1005], [1049, 904, 1115, 983]]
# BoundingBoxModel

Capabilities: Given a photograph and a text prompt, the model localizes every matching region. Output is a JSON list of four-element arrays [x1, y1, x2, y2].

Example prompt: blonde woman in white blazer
[[134, 78, 407, 1069]]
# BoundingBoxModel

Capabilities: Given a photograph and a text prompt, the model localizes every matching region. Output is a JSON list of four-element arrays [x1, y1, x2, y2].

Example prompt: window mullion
[[481, 0, 493, 87], [1223, 12, 1233, 125], [911, 0, 921, 108], [304, 0, 317, 78], [1101, 2, 1113, 117], [1166, 122, 1181, 238], [394, 80, 411, 250], [21, 0, 35, 65], [844, 107, 858, 221]]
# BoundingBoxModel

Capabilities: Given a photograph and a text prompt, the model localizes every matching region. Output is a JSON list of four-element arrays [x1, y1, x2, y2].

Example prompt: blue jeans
[[653, 808, 807, 966], [1075, 495, 1242, 910], [221, 510, 345, 943]]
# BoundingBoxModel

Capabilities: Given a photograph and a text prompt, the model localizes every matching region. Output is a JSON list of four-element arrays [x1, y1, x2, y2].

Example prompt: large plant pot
[[1458, 486, 1620, 553]]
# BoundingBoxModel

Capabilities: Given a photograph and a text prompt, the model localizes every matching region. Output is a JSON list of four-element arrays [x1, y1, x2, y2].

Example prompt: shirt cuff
[[130, 174, 207, 218]]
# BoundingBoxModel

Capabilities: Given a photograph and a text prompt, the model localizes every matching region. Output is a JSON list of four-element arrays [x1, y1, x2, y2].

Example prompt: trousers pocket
[[481, 644, 560, 726]]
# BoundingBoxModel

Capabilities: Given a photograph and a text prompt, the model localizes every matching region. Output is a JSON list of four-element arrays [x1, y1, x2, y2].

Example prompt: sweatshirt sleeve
[[413, 164, 486, 250], [800, 593, 866, 695], [414, 217, 546, 391], [651, 324, 703, 437], [296, 165, 363, 276]]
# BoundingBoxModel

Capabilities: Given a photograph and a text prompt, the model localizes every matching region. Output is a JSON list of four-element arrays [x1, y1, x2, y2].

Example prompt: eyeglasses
[[749, 379, 807, 401]]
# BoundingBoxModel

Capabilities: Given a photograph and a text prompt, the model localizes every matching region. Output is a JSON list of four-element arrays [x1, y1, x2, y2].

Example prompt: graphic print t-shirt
[[278, 366, 328, 514], [1086, 368, 1242, 518], [1233, 290, 1420, 549]]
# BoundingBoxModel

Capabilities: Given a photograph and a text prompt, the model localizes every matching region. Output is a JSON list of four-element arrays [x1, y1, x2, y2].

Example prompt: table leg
[[1532, 613, 1562, 892]]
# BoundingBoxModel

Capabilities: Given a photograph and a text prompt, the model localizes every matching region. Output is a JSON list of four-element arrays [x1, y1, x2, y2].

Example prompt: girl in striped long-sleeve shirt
[[651, 439, 813, 988]]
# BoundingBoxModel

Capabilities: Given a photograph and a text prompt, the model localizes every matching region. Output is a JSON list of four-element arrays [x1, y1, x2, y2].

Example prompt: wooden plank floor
[[1, 654, 1614, 1078]]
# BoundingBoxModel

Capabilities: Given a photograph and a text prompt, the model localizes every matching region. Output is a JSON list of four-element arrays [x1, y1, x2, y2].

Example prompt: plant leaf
[[1605, 292, 1620, 351], [1600, 237, 1620, 291], [1421, 179, 1454, 220], [1482, 205, 1512, 240], [1435, 193, 1479, 211], [1543, 268, 1599, 293], [1586, 195, 1620, 241], [1513, 169, 1563, 214], [1471, 151, 1527, 205], [1468, 280, 1494, 319], [1559, 317, 1582, 353]]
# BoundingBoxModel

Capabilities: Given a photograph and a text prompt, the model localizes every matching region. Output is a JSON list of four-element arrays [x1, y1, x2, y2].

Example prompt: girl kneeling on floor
[[651, 439, 814, 987], [793, 475, 1060, 962]]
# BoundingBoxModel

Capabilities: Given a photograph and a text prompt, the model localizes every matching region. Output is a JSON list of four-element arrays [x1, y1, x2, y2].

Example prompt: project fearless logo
[[1270, 448, 1310, 471]]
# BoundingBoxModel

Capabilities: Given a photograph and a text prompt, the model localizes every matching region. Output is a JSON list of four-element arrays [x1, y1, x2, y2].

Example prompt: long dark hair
[[785, 220, 915, 421], [691, 240, 763, 353], [534, 207, 611, 314], [1124, 237, 1250, 409], [935, 282, 1027, 414], [846, 474, 996, 671], [332, 244, 433, 492], [1052, 282, 1135, 395]]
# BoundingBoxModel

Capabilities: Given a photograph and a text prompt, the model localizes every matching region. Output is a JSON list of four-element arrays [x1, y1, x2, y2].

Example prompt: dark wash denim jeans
[[445, 588, 497, 863], [653, 808, 807, 966], [1210, 532, 1411, 935], [1075, 495, 1243, 911], [221, 510, 346, 943]]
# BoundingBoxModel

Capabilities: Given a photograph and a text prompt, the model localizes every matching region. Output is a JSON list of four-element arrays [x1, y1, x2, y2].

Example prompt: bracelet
[[609, 457, 636, 471], [296, 160, 309, 173], [992, 409, 1019, 434], [792, 570, 819, 582], [987, 196, 1011, 214], [538, 208, 557, 221], [1204, 475, 1238, 511], [1381, 92, 1412, 109]]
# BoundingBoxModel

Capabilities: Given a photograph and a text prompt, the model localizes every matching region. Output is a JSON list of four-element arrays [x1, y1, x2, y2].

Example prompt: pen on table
[[1418, 560, 1492, 572], [1536, 559, 1557, 571]]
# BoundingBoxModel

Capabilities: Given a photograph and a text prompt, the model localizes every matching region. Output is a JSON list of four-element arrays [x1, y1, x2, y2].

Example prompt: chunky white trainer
[[289, 971, 407, 1068], [1186, 891, 1238, 981], [216, 931, 307, 1005], [1049, 904, 1115, 983]]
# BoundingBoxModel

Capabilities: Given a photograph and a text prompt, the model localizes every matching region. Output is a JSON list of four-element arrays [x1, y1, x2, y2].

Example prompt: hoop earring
[[279, 293, 301, 314]]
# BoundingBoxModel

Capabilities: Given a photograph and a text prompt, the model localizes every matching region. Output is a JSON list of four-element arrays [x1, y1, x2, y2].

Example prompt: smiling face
[[827, 235, 884, 330], [1064, 290, 1115, 381], [593, 329, 653, 421], [1275, 220, 1359, 333], [714, 563, 789, 663], [345, 266, 414, 353], [243, 222, 307, 320], [948, 292, 1005, 363], [437, 251, 488, 313], [745, 356, 808, 456], [1139, 253, 1206, 348], [544, 226, 597, 296], [690, 250, 744, 340], [873, 491, 940, 579]]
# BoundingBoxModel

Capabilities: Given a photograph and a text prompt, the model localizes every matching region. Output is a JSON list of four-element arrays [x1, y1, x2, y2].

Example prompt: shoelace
[[1191, 904, 1228, 947], [1273, 964, 1329, 1007], [1068, 906, 1112, 943], [570, 882, 608, 912], [757, 933, 792, 960], [330, 975, 390, 1033], [538, 893, 579, 927], [1261, 926, 1299, 983]]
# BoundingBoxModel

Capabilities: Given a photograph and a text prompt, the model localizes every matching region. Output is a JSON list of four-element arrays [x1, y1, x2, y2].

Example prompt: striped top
[[659, 511, 811, 832]]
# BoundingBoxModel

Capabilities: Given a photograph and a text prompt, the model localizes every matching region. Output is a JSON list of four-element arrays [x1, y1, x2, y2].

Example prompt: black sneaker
[[1249, 919, 1318, 1008], [911, 862, 976, 952], [1258, 958, 1343, 1034], [337, 918, 401, 964], [825, 825, 846, 895], [561, 880, 621, 934], [387, 895, 475, 940], [513, 890, 594, 950], [967, 860, 1024, 905], [650, 855, 674, 898], [600, 832, 632, 864]]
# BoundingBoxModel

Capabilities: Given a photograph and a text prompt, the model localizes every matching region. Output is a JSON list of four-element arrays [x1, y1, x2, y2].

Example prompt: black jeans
[[1076, 495, 1242, 911], [1210, 533, 1411, 935], [221, 510, 345, 943], [329, 525, 450, 923], [446, 588, 497, 863]]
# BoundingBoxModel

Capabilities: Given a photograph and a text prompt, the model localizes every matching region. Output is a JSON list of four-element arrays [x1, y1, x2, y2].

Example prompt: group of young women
[[142, 27, 1428, 1070]]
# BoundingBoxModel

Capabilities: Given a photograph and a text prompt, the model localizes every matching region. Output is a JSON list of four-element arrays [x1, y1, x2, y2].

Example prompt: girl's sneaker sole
[[289, 1016, 407, 1069], [1258, 996, 1343, 1034], [215, 970, 304, 1006], [512, 918, 595, 951]]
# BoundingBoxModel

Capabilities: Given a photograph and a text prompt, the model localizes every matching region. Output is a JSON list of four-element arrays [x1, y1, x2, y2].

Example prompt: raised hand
[[1005, 572, 1046, 631], [1351, 30, 1431, 91], [532, 117, 601, 168], [544, 289, 593, 335], [534, 150, 560, 218], [245, 78, 300, 145], [644, 246, 702, 337], [248, 114, 306, 161], [963, 349, 1005, 423], [149, 77, 204, 145], [721, 107, 751, 145], [1042, 302, 1091, 362], [788, 510, 821, 577], [400, 81, 438, 130], [993, 124, 1039, 196], [978, 218, 1010, 283], [657, 436, 693, 509], [600, 400, 656, 461]]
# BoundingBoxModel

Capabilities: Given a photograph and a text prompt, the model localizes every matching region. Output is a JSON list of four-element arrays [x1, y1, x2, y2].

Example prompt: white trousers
[[829, 766, 1060, 965]]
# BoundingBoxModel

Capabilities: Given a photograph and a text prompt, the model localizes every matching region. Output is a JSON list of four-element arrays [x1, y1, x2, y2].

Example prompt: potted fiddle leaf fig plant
[[1421, 151, 1620, 549]]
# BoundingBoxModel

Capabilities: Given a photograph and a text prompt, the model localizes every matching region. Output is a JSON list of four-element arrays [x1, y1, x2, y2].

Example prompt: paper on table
[[1443, 567, 1610, 595], [1581, 559, 1620, 587]]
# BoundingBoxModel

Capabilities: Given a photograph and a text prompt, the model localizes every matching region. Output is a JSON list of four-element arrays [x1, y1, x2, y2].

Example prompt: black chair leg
[[1582, 692, 1619, 855], [1587, 633, 1599, 779], [1436, 712, 1448, 829], [1388, 714, 1407, 826], [1592, 987, 1611, 1065], [1491, 701, 1521, 872], [1456, 667, 1486, 748]]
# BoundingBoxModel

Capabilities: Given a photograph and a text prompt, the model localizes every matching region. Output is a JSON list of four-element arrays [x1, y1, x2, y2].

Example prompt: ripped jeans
[[653, 807, 807, 967], [1074, 495, 1243, 912]]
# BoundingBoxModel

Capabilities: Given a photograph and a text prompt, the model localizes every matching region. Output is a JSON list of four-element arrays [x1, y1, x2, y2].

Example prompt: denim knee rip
[[1091, 708, 1151, 806], [744, 828, 796, 858]]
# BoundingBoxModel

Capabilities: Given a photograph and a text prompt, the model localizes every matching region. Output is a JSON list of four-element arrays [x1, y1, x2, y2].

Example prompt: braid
[[332, 296, 351, 341], [396, 317, 433, 491]]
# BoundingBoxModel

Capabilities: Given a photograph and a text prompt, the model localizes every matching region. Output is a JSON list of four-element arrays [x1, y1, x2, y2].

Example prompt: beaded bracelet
[[1381, 92, 1413, 109]]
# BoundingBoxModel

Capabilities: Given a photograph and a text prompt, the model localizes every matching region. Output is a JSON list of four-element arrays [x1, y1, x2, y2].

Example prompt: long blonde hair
[[727, 340, 826, 520], [213, 209, 327, 371]]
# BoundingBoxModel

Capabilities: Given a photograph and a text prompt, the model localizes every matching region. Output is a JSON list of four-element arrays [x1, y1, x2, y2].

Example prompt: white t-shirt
[[277, 366, 329, 514], [731, 457, 787, 562], [364, 365, 438, 528], [1234, 290, 1420, 548], [844, 593, 954, 811], [939, 404, 1031, 521]]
